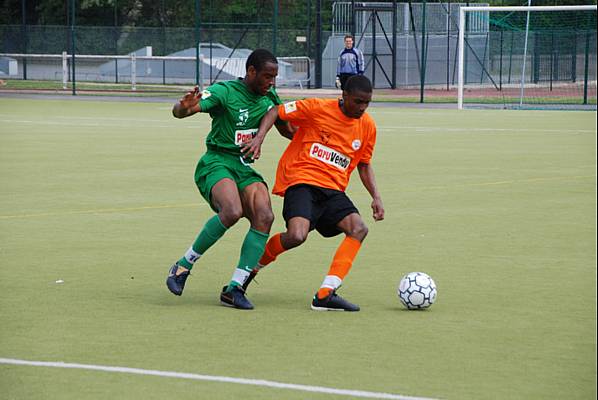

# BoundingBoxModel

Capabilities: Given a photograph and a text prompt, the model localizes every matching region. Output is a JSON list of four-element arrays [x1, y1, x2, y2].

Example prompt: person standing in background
[[335, 35, 365, 90]]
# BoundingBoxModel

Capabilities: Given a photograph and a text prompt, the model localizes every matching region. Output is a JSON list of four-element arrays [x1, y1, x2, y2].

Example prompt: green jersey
[[199, 79, 282, 158]]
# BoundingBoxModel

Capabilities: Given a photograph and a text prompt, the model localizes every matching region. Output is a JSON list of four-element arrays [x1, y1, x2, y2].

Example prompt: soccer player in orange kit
[[240, 75, 384, 311]]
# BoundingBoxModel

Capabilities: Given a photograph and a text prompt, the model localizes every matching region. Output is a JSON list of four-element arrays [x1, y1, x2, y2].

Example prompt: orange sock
[[258, 233, 286, 267], [317, 236, 362, 299], [317, 287, 334, 299]]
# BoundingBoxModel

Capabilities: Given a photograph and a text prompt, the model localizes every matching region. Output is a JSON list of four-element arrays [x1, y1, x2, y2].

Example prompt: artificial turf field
[[0, 96, 596, 400]]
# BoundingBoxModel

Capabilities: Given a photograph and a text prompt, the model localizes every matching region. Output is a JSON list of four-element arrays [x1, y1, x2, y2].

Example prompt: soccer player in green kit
[[166, 49, 294, 310]]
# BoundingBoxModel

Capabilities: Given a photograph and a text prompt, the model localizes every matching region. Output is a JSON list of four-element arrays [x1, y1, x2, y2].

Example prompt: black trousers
[[339, 73, 356, 90]]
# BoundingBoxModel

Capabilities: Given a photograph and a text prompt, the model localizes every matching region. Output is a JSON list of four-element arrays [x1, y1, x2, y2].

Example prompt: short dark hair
[[344, 75, 372, 94], [246, 49, 278, 72], [344, 34, 354, 41]]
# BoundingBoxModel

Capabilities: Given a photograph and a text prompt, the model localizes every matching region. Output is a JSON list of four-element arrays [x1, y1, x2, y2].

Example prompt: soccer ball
[[398, 272, 437, 310]]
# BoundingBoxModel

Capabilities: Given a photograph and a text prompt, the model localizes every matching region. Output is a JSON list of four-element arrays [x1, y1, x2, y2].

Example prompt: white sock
[[231, 268, 251, 286], [184, 247, 201, 265], [320, 275, 342, 291]]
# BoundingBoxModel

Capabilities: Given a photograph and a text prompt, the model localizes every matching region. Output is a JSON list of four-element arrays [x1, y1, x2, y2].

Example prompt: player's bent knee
[[285, 230, 308, 248], [253, 208, 274, 231], [349, 223, 368, 241], [263, 209, 275, 227], [219, 206, 243, 227]]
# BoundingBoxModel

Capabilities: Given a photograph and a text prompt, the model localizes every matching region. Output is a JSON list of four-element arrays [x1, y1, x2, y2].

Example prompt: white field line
[[378, 126, 595, 134], [0, 114, 170, 123], [0, 118, 198, 130], [1, 119, 591, 134], [0, 203, 203, 220], [0, 358, 437, 400], [1, 115, 592, 134]]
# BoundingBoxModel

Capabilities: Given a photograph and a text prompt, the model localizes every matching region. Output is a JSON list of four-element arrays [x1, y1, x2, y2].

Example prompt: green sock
[[227, 228, 269, 289], [178, 215, 228, 269]]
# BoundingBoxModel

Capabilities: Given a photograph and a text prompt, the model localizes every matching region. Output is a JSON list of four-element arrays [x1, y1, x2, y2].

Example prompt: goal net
[[457, 5, 597, 110]]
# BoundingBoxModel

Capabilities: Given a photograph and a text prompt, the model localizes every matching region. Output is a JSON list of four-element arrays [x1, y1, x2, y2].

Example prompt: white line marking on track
[[0, 114, 175, 123], [2, 116, 591, 134], [377, 126, 595, 134], [0, 118, 195, 129], [0, 358, 438, 400], [0, 203, 203, 220]]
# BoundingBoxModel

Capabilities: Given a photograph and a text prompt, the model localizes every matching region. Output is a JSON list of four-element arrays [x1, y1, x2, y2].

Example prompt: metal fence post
[[21, 0, 28, 80], [550, 30, 554, 91], [307, 0, 312, 72], [195, 0, 201, 88], [70, 0, 76, 95], [351, 0, 356, 39], [315, 0, 322, 88], [499, 28, 503, 90], [572, 31, 578, 82], [131, 53, 136, 91], [583, 30, 590, 104], [419, 0, 427, 103], [508, 31, 513, 84], [533, 32, 539, 84], [465, 2, 470, 86], [392, 0, 397, 89], [446, 0, 451, 91], [199, 53, 204, 91], [306, 57, 311, 89], [114, 25, 119, 83], [457, 6, 465, 109], [372, 10, 377, 87], [273, 0, 278, 55], [114, 2, 119, 83], [62, 51, 68, 89]]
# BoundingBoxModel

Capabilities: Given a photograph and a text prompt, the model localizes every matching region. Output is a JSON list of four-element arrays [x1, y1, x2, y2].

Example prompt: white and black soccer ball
[[398, 272, 437, 310]]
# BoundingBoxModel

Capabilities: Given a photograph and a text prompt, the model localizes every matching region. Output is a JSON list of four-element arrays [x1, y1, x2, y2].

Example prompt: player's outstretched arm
[[172, 86, 201, 119], [357, 162, 385, 221], [274, 119, 297, 140], [240, 106, 280, 160]]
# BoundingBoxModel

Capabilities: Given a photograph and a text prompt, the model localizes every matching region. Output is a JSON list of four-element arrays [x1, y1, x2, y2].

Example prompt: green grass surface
[[0, 97, 596, 400]]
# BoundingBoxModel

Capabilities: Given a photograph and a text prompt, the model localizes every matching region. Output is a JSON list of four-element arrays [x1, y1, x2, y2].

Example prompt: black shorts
[[282, 184, 359, 238]]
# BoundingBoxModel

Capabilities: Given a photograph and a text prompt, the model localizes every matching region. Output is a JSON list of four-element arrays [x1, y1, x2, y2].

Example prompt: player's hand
[[371, 197, 385, 221], [173, 86, 201, 118], [335, 76, 341, 89], [179, 86, 200, 109], [240, 135, 265, 160]]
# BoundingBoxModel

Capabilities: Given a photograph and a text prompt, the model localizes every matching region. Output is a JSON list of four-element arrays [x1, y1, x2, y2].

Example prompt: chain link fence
[[1, 0, 595, 107]]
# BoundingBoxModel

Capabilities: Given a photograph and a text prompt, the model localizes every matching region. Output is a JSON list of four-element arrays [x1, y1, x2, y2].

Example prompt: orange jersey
[[272, 98, 377, 196]]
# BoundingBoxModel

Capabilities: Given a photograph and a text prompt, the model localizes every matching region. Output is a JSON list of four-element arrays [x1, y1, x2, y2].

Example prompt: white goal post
[[457, 4, 598, 109]]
